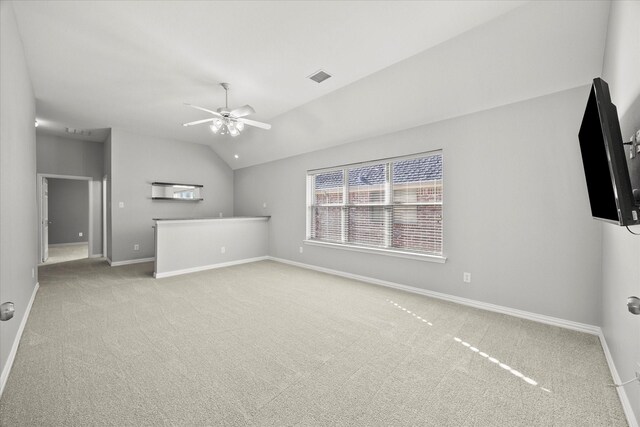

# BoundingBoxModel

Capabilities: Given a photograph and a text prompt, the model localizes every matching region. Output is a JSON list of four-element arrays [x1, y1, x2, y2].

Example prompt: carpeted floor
[[41, 243, 88, 265], [0, 259, 627, 426]]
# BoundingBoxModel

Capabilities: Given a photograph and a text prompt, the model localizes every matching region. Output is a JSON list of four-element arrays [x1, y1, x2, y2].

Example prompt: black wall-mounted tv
[[578, 77, 640, 226]]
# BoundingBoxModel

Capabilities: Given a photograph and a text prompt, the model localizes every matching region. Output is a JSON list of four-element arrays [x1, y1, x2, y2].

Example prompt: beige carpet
[[41, 243, 88, 265], [0, 259, 627, 426]]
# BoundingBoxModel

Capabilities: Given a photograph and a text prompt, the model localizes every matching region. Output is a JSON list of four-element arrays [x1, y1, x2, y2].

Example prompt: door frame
[[102, 175, 107, 257], [37, 173, 94, 263]]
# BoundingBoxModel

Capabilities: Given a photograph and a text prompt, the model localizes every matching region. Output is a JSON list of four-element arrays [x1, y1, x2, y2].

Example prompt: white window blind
[[307, 151, 443, 257]]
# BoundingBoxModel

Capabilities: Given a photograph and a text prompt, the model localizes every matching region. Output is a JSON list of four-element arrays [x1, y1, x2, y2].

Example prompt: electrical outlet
[[79, 232, 83, 237], [221, 246, 226, 254], [118, 201, 124, 208], [463, 272, 471, 283], [133, 244, 139, 251], [299, 246, 303, 254], [263, 202, 267, 208]]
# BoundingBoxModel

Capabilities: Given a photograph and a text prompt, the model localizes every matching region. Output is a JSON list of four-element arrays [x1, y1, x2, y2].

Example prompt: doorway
[[38, 174, 96, 265]]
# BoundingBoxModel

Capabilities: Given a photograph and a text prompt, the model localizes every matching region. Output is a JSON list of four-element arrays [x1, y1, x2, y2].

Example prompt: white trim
[[102, 175, 107, 258], [89, 253, 103, 259], [109, 257, 155, 266], [303, 239, 447, 263], [154, 216, 269, 225], [88, 181, 93, 257], [47, 242, 88, 247], [154, 256, 269, 278], [267, 257, 600, 335], [36, 173, 91, 181], [0, 282, 39, 398], [599, 332, 639, 427], [37, 173, 95, 264]]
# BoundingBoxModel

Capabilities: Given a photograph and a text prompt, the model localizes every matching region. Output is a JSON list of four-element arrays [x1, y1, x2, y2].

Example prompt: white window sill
[[303, 240, 447, 263]]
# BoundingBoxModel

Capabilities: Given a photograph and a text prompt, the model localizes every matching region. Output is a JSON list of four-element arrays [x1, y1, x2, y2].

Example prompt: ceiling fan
[[183, 83, 271, 137]]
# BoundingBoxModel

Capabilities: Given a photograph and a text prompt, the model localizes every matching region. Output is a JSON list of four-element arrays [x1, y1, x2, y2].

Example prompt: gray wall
[[104, 132, 112, 261], [0, 1, 38, 383], [47, 179, 89, 245], [36, 133, 104, 180], [601, 1, 640, 422], [110, 129, 234, 263], [235, 86, 603, 326], [36, 133, 104, 255]]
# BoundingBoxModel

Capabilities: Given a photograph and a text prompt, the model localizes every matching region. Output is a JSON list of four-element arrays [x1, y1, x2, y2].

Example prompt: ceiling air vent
[[308, 70, 332, 84], [66, 127, 92, 136]]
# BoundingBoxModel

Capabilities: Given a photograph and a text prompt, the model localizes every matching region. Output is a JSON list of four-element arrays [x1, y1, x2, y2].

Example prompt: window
[[306, 151, 443, 260]]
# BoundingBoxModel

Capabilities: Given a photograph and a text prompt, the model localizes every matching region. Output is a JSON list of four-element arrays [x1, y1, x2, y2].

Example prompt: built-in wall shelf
[[151, 182, 203, 201]]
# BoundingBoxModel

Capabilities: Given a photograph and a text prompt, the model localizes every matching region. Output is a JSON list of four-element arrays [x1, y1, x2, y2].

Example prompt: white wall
[[109, 129, 234, 263], [601, 1, 640, 423], [235, 86, 603, 325], [0, 1, 37, 384], [225, 1, 610, 169], [154, 218, 269, 277]]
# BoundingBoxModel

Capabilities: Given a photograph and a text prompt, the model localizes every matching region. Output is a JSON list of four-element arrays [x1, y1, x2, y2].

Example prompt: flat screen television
[[578, 77, 640, 226]]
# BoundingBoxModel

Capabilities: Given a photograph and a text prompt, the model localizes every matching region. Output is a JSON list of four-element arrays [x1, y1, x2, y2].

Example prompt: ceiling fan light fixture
[[183, 82, 270, 138]]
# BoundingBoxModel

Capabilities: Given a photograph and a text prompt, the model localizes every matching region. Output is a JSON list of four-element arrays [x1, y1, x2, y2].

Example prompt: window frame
[[305, 150, 446, 263]]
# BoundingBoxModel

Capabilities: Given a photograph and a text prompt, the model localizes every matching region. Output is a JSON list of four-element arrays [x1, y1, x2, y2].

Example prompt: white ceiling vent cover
[[308, 70, 332, 83], [66, 127, 92, 136]]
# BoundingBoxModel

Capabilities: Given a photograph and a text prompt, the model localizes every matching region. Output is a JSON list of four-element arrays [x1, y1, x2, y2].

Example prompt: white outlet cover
[[299, 246, 303, 253], [463, 272, 471, 283], [263, 202, 267, 208], [221, 247, 226, 253], [79, 232, 83, 237], [118, 201, 124, 208]]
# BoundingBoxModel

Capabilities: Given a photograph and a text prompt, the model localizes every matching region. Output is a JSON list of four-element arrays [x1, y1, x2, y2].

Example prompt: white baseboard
[[109, 257, 155, 267], [599, 332, 638, 427], [48, 242, 87, 247], [154, 256, 269, 278], [0, 282, 39, 398], [267, 257, 600, 335]]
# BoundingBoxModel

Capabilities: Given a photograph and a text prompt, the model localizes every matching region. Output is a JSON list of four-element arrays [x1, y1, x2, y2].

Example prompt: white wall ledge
[[303, 239, 447, 263], [154, 216, 269, 225]]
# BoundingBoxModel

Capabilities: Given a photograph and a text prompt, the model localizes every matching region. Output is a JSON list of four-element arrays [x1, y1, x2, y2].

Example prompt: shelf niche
[[151, 182, 203, 201]]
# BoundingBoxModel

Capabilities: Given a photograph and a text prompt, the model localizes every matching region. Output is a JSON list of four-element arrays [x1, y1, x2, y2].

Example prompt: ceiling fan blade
[[184, 103, 223, 117], [229, 104, 256, 118], [236, 117, 271, 130], [182, 118, 214, 127]]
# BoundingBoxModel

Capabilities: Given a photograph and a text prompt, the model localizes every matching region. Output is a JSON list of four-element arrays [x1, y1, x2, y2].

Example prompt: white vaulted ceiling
[[12, 1, 610, 168]]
